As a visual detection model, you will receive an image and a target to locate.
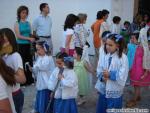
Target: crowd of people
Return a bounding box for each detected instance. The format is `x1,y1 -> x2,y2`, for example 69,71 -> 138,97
0,2 -> 150,113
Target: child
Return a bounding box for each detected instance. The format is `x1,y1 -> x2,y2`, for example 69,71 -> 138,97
61,14 -> 79,56
120,21 -> 131,46
96,34 -> 129,113
73,47 -> 95,105
29,41 -> 55,113
127,31 -> 139,70
127,27 -> 150,107
0,28 -> 26,113
95,31 -> 111,93
48,52 -> 78,113
111,16 -> 121,34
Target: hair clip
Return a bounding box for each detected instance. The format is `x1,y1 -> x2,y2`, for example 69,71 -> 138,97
106,33 -> 112,39
115,34 -> 123,42
64,56 -> 74,62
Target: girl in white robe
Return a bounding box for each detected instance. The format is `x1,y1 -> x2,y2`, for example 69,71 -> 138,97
48,52 -> 78,113
96,34 -> 129,113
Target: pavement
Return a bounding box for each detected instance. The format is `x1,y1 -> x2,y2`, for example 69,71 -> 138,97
22,79 -> 150,113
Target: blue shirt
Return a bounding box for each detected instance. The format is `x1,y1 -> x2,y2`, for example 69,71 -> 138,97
17,21 -> 31,44
32,14 -> 52,36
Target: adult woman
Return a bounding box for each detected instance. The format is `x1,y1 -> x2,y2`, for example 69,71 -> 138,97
14,5 -> 34,85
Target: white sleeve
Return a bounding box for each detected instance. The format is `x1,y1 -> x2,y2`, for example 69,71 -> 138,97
66,29 -> 74,35
0,76 -> 8,100
100,22 -> 110,37
49,56 -> 55,74
61,71 -> 77,88
48,68 -> 58,91
13,53 -> 23,72
116,55 -> 129,87
34,57 -> 51,71
97,48 -> 104,77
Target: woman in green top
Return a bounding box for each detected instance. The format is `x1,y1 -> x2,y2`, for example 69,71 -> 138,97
14,5 -> 35,86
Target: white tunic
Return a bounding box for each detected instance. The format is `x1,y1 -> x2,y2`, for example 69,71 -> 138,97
48,67 -> 78,99
96,52 -> 129,98
32,55 -> 55,90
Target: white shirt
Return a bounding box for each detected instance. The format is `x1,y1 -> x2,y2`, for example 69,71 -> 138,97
111,23 -> 121,34
48,67 -> 78,99
32,55 -> 55,90
62,28 -> 75,49
3,52 -> 23,92
33,14 -> 52,36
100,21 -> 110,37
0,75 -> 16,113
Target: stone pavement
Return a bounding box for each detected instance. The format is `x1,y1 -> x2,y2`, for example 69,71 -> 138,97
22,80 -> 150,113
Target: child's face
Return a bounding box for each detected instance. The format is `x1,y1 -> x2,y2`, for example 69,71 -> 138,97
36,44 -> 45,56
130,35 -> 137,44
73,50 -> 80,59
106,39 -> 118,54
56,58 -> 64,68
124,24 -> 129,29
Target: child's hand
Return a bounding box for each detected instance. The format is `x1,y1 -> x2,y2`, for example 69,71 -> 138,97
58,74 -> 64,80
103,70 -> 109,78
103,77 -> 108,83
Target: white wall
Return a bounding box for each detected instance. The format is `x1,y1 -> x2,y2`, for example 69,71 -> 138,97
0,0 -> 134,55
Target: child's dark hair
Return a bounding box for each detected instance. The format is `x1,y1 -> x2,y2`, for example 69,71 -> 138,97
56,52 -> 74,69
124,21 -> 130,26
113,16 -> 121,24
131,32 -> 139,40
75,47 -> 83,58
36,41 -> 50,55
108,34 -> 125,58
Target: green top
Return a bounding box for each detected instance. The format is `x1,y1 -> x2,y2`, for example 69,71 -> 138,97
17,21 -> 31,44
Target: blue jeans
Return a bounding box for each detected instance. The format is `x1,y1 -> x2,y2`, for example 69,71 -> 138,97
13,89 -> 24,113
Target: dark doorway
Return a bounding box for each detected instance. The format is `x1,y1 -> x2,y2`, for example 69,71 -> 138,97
138,0 -> 150,16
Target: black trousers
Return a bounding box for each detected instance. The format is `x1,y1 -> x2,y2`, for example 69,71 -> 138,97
18,44 -> 34,85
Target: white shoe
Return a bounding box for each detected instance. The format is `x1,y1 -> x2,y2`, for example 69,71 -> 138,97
77,98 -> 86,105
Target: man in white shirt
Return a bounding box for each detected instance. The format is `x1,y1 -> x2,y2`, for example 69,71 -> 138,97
33,3 -> 53,54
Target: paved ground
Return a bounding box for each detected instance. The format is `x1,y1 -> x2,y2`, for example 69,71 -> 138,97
22,79 -> 150,113
22,56 -> 150,113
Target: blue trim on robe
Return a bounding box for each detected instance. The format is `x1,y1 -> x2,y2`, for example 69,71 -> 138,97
109,71 -> 117,81
98,72 -> 104,82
